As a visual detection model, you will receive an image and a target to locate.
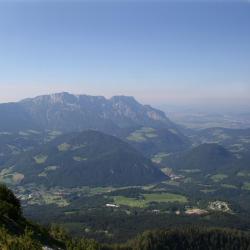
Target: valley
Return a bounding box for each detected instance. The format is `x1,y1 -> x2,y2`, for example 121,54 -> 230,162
13,162 -> 250,243
0,93 -> 249,245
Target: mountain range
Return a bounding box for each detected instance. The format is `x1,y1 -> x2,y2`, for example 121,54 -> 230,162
0,92 -> 249,188
0,92 -> 190,157
0,92 -> 175,133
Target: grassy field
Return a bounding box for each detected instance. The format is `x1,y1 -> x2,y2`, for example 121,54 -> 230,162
73,156 -> 87,161
46,130 -> 62,141
144,193 -> 188,203
42,193 -> 69,207
0,172 -> 24,185
237,171 -> 250,177
180,169 -> 201,173
152,152 -> 170,164
58,143 -> 71,151
200,189 -> 216,194
113,196 -> 146,208
211,174 -> 228,182
242,182 -> 250,191
38,166 -> 60,177
162,180 -> 180,187
28,192 -> 69,207
113,192 -> 188,208
221,184 -> 238,189
71,144 -> 86,150
127,127 -> 158,142
34,154 -> 48,164
18,131 -> 30,136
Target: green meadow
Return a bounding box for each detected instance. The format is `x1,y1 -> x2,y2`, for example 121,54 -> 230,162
113,192 -> 188,208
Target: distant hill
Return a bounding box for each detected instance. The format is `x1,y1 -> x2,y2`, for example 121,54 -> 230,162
190,127 -> 250,153
164,143 -> 237,172
2,130 -> 166,187
125,126 -> 190,157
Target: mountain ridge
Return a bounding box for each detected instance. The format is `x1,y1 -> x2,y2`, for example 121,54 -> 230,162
0,92 -> 177,134
19,92 -> 175,130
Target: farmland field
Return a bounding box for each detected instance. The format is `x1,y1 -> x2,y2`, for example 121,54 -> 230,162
113,192 -> 188,208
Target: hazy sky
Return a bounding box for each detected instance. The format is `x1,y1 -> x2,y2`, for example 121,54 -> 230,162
0,1 -> 249,110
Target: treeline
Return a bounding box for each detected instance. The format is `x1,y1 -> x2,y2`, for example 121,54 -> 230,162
2,223 -> 250,250
117,227 -> 250,250
47,225 -> 250,250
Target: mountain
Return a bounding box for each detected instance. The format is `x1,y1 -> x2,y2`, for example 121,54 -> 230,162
0,103 -> 38,132
0,92 -> 175,133
0,92 -> 190,156
164,143 -> 237,172
125,126 -> 190,157
2,130 -> 166,187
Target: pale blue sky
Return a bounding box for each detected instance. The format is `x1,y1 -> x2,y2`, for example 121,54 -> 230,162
0,1 -> 249,110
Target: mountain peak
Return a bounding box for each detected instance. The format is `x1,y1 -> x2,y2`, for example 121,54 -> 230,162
20,92 -> 77,104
